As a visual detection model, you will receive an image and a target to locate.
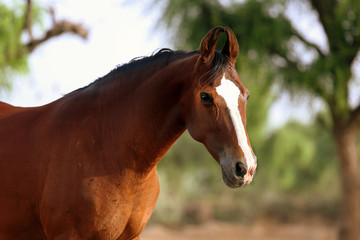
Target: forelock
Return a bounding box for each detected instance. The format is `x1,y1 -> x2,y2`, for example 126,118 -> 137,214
199,51 -> 230,86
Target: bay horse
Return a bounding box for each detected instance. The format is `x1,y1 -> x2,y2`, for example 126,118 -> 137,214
0,26 -> 257,240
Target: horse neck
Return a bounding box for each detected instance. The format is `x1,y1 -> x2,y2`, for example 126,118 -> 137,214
81,55 -> 198,174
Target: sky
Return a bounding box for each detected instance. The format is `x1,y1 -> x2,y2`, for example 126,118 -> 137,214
2,0 -> 358,129
2,0 -> 165,106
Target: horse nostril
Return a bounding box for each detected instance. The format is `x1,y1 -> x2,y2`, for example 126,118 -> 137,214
235,162 -> 247,179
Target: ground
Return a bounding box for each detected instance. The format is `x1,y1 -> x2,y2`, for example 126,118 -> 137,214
141,220 -> 336,240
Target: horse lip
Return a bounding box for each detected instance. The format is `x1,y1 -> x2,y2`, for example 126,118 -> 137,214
221,167 -> 244,188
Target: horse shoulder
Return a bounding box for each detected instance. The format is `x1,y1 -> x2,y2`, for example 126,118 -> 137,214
41,167 -> 160,239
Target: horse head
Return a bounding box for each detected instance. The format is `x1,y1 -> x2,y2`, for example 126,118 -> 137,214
184,27 -> 257,188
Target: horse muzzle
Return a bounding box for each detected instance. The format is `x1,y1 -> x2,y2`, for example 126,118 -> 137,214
220,157 -> 257,188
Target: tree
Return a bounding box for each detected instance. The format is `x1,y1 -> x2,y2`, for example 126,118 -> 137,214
0,0 -> 88,93
149,0 -> 360,239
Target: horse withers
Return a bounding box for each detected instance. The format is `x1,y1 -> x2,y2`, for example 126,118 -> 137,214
0,26 -> 257,239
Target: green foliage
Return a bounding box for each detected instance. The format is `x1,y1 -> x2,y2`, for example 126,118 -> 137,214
153,0 -> 223,49
0,1 -> 43,92
262,120 -> 339,191
0,2 -> 26,91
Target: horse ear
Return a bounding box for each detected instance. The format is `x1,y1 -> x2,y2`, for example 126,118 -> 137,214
199,26 -> 239,64
221,27 -> 239,64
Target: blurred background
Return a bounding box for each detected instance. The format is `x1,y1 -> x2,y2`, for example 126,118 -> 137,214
1,0 -> 359,239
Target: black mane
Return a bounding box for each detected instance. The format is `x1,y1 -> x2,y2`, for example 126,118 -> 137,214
72,48 -> 229,93
108,48 -> 197,78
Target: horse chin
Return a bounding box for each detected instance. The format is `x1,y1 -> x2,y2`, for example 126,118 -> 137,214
221,168 -> 244,189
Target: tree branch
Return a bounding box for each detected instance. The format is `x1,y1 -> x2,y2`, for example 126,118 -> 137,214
271,48 -> 333,103
23,2 -> 88,53
23,0 -> 33,40
309,0 -> 337,52
26,19 -> 88,53
291,28 -> 326,58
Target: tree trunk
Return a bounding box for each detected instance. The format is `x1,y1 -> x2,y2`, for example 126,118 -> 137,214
333,122 -> 360,240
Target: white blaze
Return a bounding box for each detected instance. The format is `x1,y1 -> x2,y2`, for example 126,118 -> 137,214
215,74 -> 256,168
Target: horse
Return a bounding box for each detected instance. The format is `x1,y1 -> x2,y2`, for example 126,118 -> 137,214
0,26 -> 257,240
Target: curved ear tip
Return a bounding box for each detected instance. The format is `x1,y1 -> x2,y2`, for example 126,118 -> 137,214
199,26 -> 239,64
212,26 -> 226,33
214,26 -> 232,31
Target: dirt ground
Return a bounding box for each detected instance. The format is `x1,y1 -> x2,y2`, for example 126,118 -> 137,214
141,220 -> 337,240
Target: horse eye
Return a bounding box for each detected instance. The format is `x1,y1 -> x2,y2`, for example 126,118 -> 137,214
247,94 -> 251,101
200,92 -> 213,103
